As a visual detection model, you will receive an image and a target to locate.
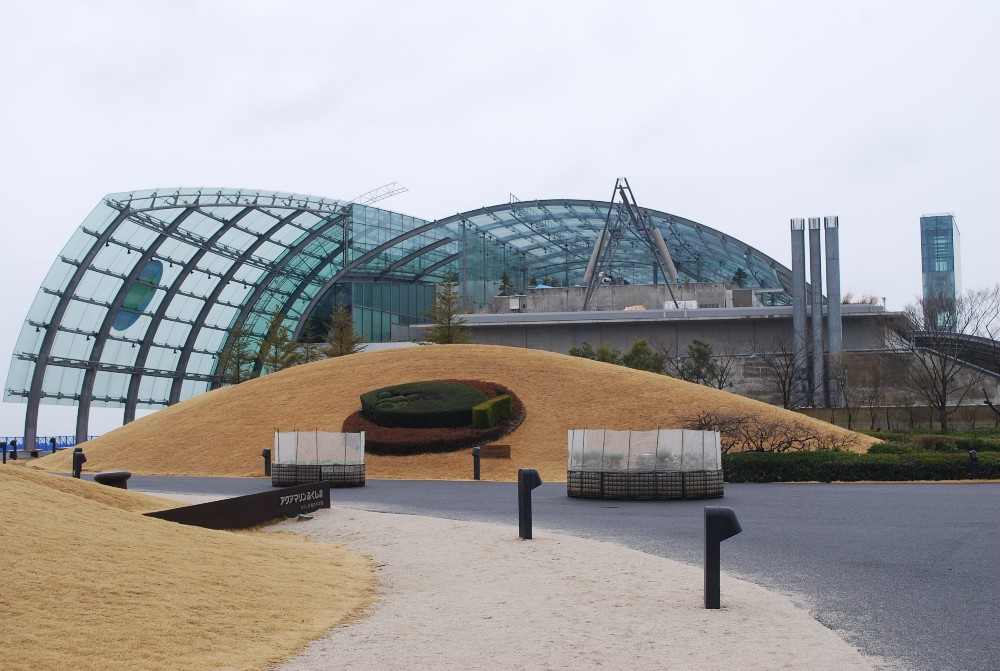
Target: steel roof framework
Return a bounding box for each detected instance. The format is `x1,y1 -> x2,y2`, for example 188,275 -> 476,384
6,188 -> 794,447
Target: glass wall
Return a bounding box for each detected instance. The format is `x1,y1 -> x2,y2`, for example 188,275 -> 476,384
7,186 -> 800,447
306,281 -> 436,343
920,214 -> 961,303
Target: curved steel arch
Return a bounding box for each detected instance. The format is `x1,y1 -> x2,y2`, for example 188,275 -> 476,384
75,206 -> 199,441
22,207 -> 133,451
375,237 -> 455,281
290,219 -> 449,341
10,187 -> 799,449
226,210 -> 353,379
170,207 -> 309,400
122,206 -> 255,424
428,199 -> 794,292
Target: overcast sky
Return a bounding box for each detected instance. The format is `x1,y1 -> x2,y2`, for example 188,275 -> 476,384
1,1 -> 997,437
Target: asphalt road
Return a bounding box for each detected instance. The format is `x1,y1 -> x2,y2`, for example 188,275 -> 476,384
125,476 -> 1000,671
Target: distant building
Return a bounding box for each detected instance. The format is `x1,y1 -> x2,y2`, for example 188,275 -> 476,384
920,213 -> 962,303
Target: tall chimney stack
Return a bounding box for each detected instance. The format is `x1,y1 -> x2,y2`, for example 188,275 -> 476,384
790,219 -> 808,407
824,216 -> 843,407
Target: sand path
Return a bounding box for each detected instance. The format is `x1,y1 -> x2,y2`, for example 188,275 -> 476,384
258,506 -> 878,671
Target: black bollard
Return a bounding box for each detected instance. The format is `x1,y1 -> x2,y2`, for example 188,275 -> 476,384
970,450 -> 979,479
705,506 -> 743,609
50,437 -> 57,453
72,447 -> 87,479
517,468 -> 543,539
261,448 -> 272,477
1,441 -> 6,465
9,439 -> 17,461
472,447 -> 481,481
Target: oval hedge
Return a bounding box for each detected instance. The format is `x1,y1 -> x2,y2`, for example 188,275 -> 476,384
360,380 -> 488,428
344,380 -> 525,456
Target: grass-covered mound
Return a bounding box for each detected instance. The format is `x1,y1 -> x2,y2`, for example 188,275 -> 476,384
0,465 -> 374,671
360,380 -> 487,428
345,379 -> 524,455
30,345 -> 874,482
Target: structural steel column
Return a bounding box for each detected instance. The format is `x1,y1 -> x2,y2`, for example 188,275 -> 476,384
790,219 -> 807,407
123,206 -> 256,424
172,209 -> 308,401
808,217 -> 825,407
824,216 -> 843,407
24,208 -> 132,451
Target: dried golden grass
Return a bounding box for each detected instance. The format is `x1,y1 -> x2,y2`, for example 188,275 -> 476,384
0,467 -> 374,671
1,463 -> 180,513
32,345 -> 874,483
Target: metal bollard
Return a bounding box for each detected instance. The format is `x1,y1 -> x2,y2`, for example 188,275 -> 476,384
9,440 -> 17,461
970,450 -> 979,479
262,448 -> 272,477
517,468 -> 543,539
1,441 -> 6,464
472,447 -> 480,480
72,447 -> 87,479
705,506 -> 743,609
50,437 -> 57,453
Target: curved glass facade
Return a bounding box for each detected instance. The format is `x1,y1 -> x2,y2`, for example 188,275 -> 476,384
435,199 -> 790,296
6,187 -> 795,445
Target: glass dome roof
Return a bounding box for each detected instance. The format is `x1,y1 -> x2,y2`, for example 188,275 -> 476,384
6,187 -> 794,446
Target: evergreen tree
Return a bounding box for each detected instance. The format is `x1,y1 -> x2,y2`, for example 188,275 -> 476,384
499,271 -> 514,296
568,341 -> 622,365
731,268 -> 749,288
423,271 -> 473,344
259,311 -> 302,375
298,318 -> 325,364
622,338 -> 666,373
677,339 -> 720,385
218,324 -> 260,384
320,304 -> 366,357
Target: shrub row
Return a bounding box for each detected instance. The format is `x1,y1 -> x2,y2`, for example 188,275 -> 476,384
471,395 -> 513,429
722,451 -> 1000,483
867,436 -> 1000,454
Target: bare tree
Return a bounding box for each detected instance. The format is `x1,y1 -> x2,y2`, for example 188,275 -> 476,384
890,389 -> 921,431
836,352 -> 893,430
828,352 -> 859,430
981,286 -> 1000,422
654,337 -> 741,389
882,286 -> 1000,433
752,335 -> 808,409
706,343 -> 742,390
682,408 -> 861,453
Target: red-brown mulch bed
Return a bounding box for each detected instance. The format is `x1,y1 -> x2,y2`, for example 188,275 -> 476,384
342,379 -> 525,456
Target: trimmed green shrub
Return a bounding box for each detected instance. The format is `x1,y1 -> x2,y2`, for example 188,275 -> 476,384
471,394 -> 513,429
723,451 -> 1000,482
867,443 -> 914,455
912,435 -> 959,452
345,380 -> 525,455
360,381 -> 487,428
954,437 -> 1000,453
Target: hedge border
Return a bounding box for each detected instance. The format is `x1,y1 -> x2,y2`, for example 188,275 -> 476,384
722,451 -> 1000,482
